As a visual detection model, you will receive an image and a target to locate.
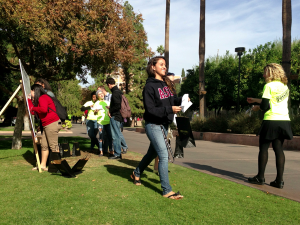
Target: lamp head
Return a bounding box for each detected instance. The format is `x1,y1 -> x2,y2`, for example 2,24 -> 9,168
235,47 -> 245,56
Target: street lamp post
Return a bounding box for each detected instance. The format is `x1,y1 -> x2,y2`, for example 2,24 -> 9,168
235,47 -> 245,113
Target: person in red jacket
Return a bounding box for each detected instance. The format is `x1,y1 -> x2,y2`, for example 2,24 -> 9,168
28,84 -> 61,171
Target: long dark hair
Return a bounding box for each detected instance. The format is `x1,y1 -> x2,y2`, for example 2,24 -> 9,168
146,56 -> 176,94
35,78 -> 52,91
31,84 -> 47,106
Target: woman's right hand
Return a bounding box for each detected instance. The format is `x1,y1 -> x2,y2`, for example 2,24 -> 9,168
172,106 -> 182,114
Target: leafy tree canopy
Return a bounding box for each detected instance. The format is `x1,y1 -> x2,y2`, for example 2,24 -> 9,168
180,40 -> 300,112
0,0 -> 147,84
156,45 -> 164,56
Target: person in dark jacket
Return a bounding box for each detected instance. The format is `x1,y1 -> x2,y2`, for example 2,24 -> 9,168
106,78 -> 128,159
131,56 -> 184,200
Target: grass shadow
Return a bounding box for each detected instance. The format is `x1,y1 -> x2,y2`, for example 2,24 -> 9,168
22,150 -> 36,166
104,164 -> 161,194
184,162 -> 247,182
119,158 -> 152,173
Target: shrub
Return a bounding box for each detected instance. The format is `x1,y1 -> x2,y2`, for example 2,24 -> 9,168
190,116 -> 204,132
142,120 -> 145,128
227,112 -> 262,134
202,116 -> 228,132
190,112 -> 262,134
62,120 -> 72,129
291,114 -> 300,136
190,116 -> 228,132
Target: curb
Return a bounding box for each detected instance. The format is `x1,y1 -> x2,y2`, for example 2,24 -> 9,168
135,128 -> 300,150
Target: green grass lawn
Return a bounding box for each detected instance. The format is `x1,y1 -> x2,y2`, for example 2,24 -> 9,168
0,136 -> 299,224
0,126 -> 18,131
0,126 -> 69,132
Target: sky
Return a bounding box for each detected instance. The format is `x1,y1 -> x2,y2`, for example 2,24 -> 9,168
80,0 -> 300,86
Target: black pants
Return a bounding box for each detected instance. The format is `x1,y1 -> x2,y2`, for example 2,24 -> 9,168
257,137 -> 285,182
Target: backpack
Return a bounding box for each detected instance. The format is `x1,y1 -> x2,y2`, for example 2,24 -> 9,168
48,97 -> 68,122
120,94 -> 131,118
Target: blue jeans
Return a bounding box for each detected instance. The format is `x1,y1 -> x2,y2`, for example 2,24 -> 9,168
98,125 -> 104,150
110,117 -> 123,156
120,129 -> 128,150
103,124 -> 112,153
86,119 -> 99,149
134,122 -> 172,195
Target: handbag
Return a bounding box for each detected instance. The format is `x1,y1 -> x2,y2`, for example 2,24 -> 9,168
51,159 -> 76,177
176,117 -> 196,148
174,135 -> 184,158
61,140 -> 70,157
160,125 -> 174,163
72,142 -> 81,156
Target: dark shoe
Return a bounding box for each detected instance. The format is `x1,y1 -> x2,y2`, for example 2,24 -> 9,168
103,152 -> 110,157
121,149 -> 127,154
130,172 -> 141,186
108,155 -> 122,160
248,176 -> 265,185
270,180 -> 284,189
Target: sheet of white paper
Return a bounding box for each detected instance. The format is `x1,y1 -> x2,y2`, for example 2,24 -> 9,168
181,94 -> 193,113
91,104 -> 103,110
173,114 -> 177,126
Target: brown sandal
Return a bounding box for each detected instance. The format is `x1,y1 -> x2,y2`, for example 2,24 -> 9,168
130,172 -> 141,186
164,191 -> 184,200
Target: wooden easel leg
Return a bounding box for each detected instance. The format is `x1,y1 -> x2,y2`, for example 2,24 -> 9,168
33,141 -> 42,173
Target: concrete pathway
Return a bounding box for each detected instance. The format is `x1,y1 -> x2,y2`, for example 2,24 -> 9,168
2,123 -> 299,202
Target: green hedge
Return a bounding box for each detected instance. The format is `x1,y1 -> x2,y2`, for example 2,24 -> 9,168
142,113 -> 300,136
190,113 -> 300,136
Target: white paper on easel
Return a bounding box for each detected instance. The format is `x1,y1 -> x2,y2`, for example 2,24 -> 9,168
181,94 -> 193,113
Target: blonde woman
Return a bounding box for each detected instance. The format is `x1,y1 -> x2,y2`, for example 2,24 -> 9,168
95,90 -> 111,156
247,63 -> 293,189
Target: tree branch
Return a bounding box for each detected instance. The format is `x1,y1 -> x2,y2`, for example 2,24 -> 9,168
7,32 -> 29,73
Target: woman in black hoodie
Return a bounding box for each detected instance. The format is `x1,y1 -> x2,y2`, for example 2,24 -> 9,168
131,56 -> 183,200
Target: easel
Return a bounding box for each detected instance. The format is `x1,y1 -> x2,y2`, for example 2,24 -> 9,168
0,85 -> 21,117
0,80 -> 42,172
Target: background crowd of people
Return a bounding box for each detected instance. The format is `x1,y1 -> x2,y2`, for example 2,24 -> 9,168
27,57 -> 292,200
81,78 -> 128,159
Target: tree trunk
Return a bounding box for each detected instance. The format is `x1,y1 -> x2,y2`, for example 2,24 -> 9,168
282,0 -> 292,80
12,99 -> 25,149
130,117 -> 135,127
164,0 -> 170,69
23,113 -> 30,131
282,0 -> 292,110
199,0 -> 206,118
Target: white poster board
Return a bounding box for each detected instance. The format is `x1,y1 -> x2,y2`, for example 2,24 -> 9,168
19,59 -> 41,172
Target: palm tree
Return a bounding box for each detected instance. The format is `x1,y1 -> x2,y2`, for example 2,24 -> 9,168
199,0 -> 206,117
156,45 -> 165,56
282,0 -> 292,82
282,0 -> 292,111
164,0 -> 170,69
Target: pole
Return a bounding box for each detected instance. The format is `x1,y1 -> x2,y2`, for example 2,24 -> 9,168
165,0 -> 170,69
0,84 -> 22,117
237,55 -> 241,113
